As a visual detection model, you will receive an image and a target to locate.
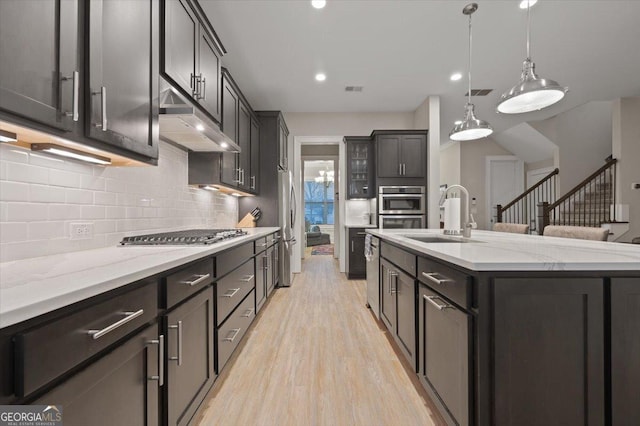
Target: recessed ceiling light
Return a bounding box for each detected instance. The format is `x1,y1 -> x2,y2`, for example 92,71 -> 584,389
519,0 -> 537,9
315,73 -> 326,82
311,0 -> 326,9
450,73 -> 463,81
195,124 -> 205,131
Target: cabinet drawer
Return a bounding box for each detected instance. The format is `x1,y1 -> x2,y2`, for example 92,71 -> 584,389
254,237 -> 268,254
165,258 -> 214,309
217,290 -> 255,372
217,241 -> 254,278
266,232 -> 280,247
381,242 -> 416,276
15,281 -> 158,398
216,259 -> 255,325
418,257 -> 471,309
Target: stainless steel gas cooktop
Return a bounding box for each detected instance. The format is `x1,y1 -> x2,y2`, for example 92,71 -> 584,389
119,229 -> 247,246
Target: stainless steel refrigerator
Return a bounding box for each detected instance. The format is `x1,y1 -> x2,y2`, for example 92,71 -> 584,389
278,170 -> 296,286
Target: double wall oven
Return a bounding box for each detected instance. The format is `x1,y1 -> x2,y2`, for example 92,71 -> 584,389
378,186 -> 426,229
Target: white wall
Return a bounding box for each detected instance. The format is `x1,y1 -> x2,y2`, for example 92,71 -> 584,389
530,101 -> 613,194
440,142 -> 461,187
0,141 -> 237,262
612,97 -> 640,242
459,138 -> 515,230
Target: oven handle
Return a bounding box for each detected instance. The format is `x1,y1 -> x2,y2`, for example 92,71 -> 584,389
379,193 -> 425,198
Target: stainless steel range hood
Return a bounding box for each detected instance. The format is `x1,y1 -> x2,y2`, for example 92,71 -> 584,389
159,79 -> 239,152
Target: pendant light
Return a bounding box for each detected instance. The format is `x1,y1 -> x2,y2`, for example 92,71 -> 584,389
449,3 -> 493,142
496,0 -> 567,114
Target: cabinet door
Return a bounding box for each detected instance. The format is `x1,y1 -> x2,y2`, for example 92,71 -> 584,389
237,101 -> 251,191
493,278 -> 604,426
611,278 -> 640,425
255,253 -> 267,312
395,269 -> 416,368
222,76 -> 238,143
0,0 -> 78,131
33,324 -> 160,426
278,119 -> 288,171
400,135 -> 426,178
163,0 -> 197,97
348,229 -> 366,278
420,286 -> 470,426
272,241 -> 280,287
380,260 -> 396,332
249,116 -> 260,193
87,0 -> 158,159
197,30 -> 221,122
166,289 -> 215,426
346,141 -> 374,199
377,135 -> 401,177
266,246 -> 275,296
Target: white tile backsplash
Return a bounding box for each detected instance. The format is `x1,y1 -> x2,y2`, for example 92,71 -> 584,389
0,140 -> 238,262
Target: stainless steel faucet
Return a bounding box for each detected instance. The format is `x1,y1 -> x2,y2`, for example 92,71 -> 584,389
441,184 -> 475,238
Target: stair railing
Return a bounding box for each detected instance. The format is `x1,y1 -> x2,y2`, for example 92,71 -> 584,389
538,158 -> 617,232
496,168 -> 558,234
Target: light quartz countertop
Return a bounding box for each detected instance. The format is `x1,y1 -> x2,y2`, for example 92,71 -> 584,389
0,227 -> 280,329
367,229 -> 640,272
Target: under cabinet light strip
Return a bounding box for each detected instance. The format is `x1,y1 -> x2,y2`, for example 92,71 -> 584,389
0,129 -> 18,143
31,143 -> 112,165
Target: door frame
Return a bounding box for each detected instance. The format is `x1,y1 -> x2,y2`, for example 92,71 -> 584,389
293,136 -> 344,274
485,156 -> 524,229
301,155 -> 339,260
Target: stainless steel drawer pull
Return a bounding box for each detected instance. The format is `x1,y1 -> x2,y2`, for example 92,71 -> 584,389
168,320 -> 183,366
239,274 -> 255,283
389,271 -> 398,294
62,71 -> 79,121
421,272 -> 452,285
424,295 -> 453,311
147,334 -> 164,386
242,308 -> 254,318
223,288 -> 241,298
224,328 -> 241,342
87,309 -> 144,340
92,86 -> 107,131
180,273 -> 211,287
199,75 -> 206,100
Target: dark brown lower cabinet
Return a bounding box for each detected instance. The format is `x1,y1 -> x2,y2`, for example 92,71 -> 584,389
347,228 -> 366,279
255,251 -> 267,313
380,260 -> 396,333
419,284 -> 471,426
266,245 -> 275,296
165,288 -> 215,426
33,324 -> 160,426
493,278 -> 604,426
611,277 -> 640,425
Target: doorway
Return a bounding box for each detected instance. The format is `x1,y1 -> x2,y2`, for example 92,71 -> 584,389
302,158 -> 337,258
486,156 -> 524,229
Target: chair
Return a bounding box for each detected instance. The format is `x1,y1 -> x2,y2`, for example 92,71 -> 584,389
306,224 -> 331,247
543,225 -> 609,241
492,223 -> 530,234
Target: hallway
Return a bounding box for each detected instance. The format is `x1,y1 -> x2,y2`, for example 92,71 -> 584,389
196,255 -> 440,425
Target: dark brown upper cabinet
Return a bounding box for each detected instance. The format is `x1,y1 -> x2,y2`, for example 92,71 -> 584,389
86,0 -> 159,160
376,132 -> 427,179
0,0 -> 79,132
345,136 -> 375,199
161,0 -> 223,123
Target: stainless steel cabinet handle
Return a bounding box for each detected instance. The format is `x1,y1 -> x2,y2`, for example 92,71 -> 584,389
235,167 -> 242,183
263,255 -> 268,270
424,294 -> 453,311
200,75 -> 206,100
251,176 -> 256,190
241,308 -> 254,318
191,73 -> 200,98
398,163 -> 402,175
87,309 -> 144,339
168,320 -> 183,366
390,271 -> 398,294
421,272 -> 452,285
351,241 -> 354,252
239,274 -> 255,282
224,328 -> 241,342
62,71 -> 79,121
180,273 -> 211,287
148,334 -> 164,386
242,169 -> 245,185
92,87 -> 107,131
223,288 -> 241,298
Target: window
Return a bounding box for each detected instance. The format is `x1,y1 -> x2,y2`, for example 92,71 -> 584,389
304,181 -> 334,225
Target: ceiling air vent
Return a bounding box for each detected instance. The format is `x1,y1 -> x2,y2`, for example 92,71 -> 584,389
464,89 -> 493,96
345,86 -> 363,92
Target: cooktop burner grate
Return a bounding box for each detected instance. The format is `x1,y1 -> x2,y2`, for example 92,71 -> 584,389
119,229 -> 247,245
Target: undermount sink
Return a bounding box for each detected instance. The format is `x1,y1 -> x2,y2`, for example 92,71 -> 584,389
403,235 -> 477,243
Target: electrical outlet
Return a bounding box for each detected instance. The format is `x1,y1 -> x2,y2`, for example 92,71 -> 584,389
70,222 -> 94,240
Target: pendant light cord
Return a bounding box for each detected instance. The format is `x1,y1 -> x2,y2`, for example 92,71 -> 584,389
526,0 -> 531,59
467,11 -> 473,105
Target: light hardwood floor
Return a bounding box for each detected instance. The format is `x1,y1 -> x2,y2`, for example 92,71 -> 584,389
196,255 -> 442,426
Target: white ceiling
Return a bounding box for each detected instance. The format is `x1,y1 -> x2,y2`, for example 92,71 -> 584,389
201,1 -> 640,137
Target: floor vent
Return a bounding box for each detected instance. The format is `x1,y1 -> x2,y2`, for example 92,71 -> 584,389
464,89 -> 493,96
345,86 -> 363,92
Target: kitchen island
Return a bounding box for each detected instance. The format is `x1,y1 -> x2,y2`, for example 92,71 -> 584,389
367,228 -> 640,426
